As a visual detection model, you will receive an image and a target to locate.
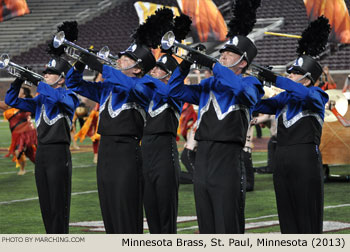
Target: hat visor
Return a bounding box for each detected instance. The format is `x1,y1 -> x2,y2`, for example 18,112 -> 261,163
43,68 -> 61,75
286,65 -> 307,75
219,45 -> 243,56
287,66 -> 316,83
155,62 -> 170,74
118,51 -> 139,63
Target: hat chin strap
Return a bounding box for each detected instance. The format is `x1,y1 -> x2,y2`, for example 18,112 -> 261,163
223,52 -> 247,68
49,73 -> 64,86
117,59 -> 142,71
152,72 -> 170,80
295,72 -> 312,83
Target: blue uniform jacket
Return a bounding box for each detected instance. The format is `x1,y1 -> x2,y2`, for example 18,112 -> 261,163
168,62 -> 264,126
254,76 -> 329,125
142,74 -> 182,119
5,80 -> 79,129
66,65 -> 154,123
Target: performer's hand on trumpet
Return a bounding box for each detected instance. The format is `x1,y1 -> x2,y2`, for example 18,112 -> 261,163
189,51 -> 216,70
74,52 -> 103,73
20,66 -> 41,86
257,68 -> 277,84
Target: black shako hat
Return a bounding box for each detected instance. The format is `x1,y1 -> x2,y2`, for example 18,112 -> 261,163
118,43 -> 156,74
220,35 -> 257,65
287,55 -> 323,84
43,56 -> 72,76
287,16 -> 330,84
156,54 -> 178,74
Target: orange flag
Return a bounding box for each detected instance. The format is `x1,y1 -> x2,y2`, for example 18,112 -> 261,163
304,0 -> 350,43
0,0 -> 30,22
177,0 -> 227,43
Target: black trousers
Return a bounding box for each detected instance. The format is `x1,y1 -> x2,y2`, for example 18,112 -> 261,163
267,135 -> 277,173
243,150 -> 254,191
194,141 -> 246,234
180,148 -> 196,184
141,134 -> 180,234
35,143 -> 72,234
97,135 -> 143,234
274,144 -> 324,233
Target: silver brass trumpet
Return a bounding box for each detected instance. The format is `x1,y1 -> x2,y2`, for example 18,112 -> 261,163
53,31 -> 117,67
161,31 -> 218,65
97,46 -> 118,64
0,54 -> 44,86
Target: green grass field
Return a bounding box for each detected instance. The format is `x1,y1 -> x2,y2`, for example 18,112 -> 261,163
0,120 -> 349,234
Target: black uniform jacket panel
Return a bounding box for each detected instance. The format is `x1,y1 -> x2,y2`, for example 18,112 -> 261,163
37,117 -> 72,145
195,101 -> 249,145
144,107 -> 179,137
277,115 -> 322,146
98,102 -> 145,138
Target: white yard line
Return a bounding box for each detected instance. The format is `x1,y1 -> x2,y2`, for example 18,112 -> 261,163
253,160 -> 267,165
325,204 -> 350,209
0,190 -> 97,205
176,220 -> 350,232
0,164 -> 96,175
0,160 -> 266,175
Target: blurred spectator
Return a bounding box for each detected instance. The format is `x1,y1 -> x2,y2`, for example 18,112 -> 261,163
1,87 -> 37,175
342,75 -> 350,100
317,66 -> 337,91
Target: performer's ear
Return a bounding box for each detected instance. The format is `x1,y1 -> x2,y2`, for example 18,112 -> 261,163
58,76 -> 65,86
238,60 -> 248,71
304,78 -> 311,87
133,67 -> 142,76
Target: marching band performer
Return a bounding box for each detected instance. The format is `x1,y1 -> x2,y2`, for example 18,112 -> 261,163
65,8 -> 175,233
255,16 -> 330,233
5,55 -> 79,233
141,13 -> 191,234
167,0 -> 263,233
5,21 -> 79,234
66,44 -> 154,234
142,54 -> 182,234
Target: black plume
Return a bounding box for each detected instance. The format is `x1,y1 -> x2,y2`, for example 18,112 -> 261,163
132,7 -> 174,49
173,13 -> 192,41
226,0 -> 261,38
47,21 -> 78,56
161,13 -> 191,54
296,16 -> 330,57
57,21 -> 78,42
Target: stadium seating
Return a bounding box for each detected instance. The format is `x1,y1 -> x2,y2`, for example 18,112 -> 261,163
0,0 -> 120,65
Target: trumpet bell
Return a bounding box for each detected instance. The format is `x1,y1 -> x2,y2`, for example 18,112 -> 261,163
53,31 -> 65,48
161,31 -> 176,50
97,46 -> 110,60
0,54 -> 10,69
